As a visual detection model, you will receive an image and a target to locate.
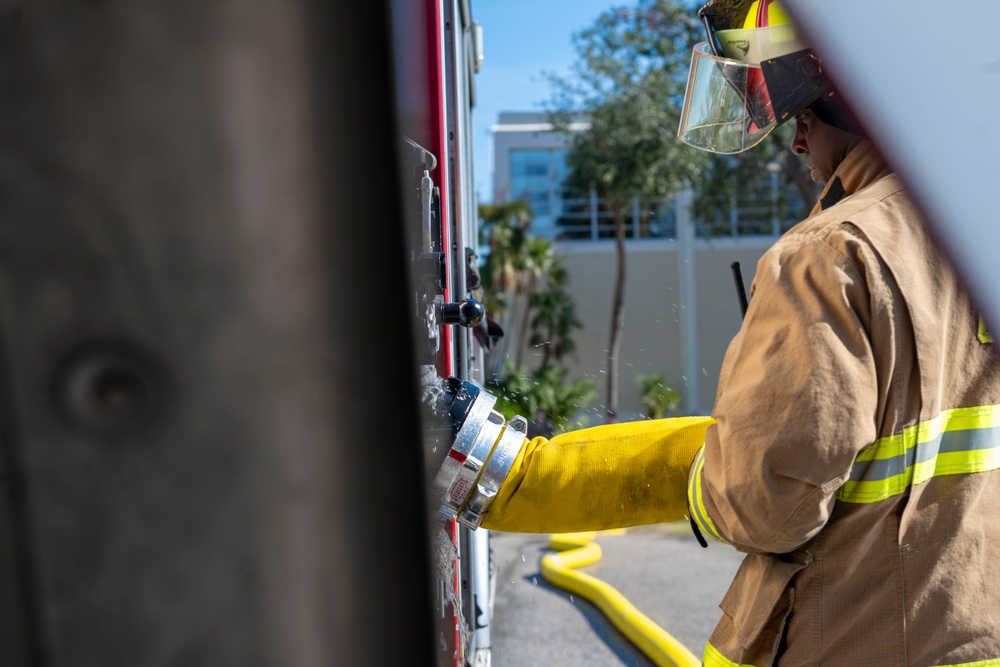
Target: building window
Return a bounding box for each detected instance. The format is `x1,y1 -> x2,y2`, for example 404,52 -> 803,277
509,148 -> 571,238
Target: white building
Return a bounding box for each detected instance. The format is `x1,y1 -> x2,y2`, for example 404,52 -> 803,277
489,111 -> 807,418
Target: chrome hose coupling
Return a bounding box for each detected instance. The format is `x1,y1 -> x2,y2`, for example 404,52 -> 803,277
422,367 -> 527,529
460,410 -> 526,529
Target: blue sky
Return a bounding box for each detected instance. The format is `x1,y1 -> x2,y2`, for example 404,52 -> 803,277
469,0 -> 622,203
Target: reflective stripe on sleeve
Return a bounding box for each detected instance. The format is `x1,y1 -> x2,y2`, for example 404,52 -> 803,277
838,405 -> 1000,504
704,638 -> 1000,666
979,317 -> 994,344
687,445 -> 728,544
703,641 -> 754,667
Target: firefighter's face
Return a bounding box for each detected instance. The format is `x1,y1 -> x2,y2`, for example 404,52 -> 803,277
791,110 -> 862,183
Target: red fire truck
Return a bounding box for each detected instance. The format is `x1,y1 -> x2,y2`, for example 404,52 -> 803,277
397,0 -> 494,664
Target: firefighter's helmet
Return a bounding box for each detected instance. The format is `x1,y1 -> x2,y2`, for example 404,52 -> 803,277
678,0 -> 859,154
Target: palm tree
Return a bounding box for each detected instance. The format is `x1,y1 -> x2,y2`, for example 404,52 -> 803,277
529,260 -> 581,370
478,200 -> 532,374
514,236 -> 555,367
478,204 -> 594,430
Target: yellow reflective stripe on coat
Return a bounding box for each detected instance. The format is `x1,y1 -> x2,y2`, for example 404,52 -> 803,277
705,640 -> 1000,667
687,445 -> 728,544
838,405 -> 1000,504
703,642 -> 754,667
979,316 -> 994,344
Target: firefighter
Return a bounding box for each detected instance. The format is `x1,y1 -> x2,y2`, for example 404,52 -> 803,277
433,1 -> 1000,664
671,3 -> 1000,664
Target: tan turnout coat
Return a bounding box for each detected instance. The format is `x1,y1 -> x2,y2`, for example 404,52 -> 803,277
688,142 -> 1000,666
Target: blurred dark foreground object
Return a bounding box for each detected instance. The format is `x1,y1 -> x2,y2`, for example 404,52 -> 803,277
0,2 -> 434,665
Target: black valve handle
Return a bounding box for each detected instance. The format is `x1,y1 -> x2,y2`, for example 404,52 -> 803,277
439,299 -> 485,328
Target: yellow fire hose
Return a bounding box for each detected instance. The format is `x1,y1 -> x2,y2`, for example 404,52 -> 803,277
541,531 -> 701,667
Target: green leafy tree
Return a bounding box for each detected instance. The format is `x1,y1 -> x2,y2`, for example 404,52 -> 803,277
478,203 -> 595,431
528,260 -> 581,371
636,373 -> 681,419
546,0 -> 707,421
546,0 -> 814,421
489,358 -> 598,434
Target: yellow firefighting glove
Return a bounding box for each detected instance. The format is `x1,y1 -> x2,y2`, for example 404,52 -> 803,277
480,416 -> 714,534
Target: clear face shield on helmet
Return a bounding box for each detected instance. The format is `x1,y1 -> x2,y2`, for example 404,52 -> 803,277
678,4 -> 806,154
678,42 -> 777,154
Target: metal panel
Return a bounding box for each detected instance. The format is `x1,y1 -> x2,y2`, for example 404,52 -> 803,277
785,0 -> 1000,332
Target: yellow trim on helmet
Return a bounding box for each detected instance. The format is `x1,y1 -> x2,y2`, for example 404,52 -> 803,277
741,0 -> 793,30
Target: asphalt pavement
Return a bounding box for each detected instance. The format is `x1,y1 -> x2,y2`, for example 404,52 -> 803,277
488,523 -> 745,666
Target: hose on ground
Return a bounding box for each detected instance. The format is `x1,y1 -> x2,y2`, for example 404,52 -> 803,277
540,531 -> 701,667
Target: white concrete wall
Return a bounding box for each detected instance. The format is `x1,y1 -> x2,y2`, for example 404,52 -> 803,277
516,236 -> 778,419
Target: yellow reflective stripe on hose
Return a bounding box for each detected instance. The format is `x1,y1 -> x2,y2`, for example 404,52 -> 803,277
838,405 -> 1000,504
687,446 -> 727,544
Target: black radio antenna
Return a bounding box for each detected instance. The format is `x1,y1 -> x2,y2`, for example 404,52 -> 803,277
731,262 -> 749,321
